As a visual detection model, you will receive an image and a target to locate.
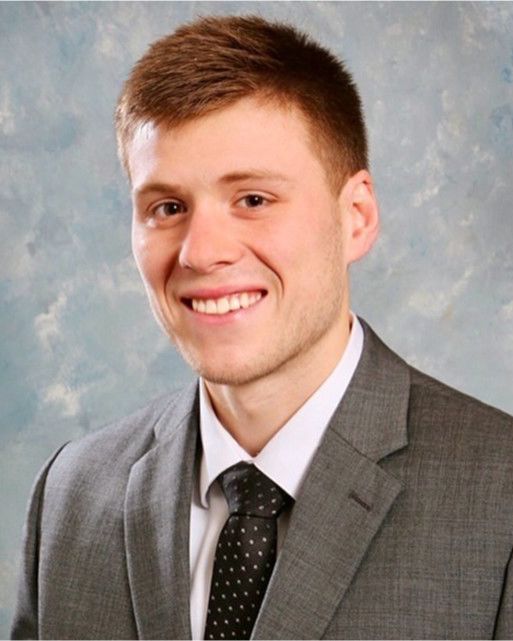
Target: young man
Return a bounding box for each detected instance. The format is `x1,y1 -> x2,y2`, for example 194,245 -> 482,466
12,15 -> 513,640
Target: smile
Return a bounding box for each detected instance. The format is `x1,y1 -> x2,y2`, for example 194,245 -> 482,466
185,291 -> 264,315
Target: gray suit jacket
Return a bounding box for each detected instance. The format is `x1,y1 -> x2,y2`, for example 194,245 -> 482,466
11,320 -> 513,639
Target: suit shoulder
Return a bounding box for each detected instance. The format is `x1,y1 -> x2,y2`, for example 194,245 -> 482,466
408,366 -> 513,446
46,387 -> 189,487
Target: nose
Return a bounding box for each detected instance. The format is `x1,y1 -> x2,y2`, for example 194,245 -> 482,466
178,207 -> 243,274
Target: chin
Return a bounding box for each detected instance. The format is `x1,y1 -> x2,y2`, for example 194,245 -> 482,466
187,358 -> 264,387
175,342 -> 274,387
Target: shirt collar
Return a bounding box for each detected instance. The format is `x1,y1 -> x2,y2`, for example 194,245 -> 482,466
198,313 -> 364,507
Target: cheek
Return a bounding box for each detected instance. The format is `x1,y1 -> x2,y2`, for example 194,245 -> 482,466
275,208 -> 337,268
249,207 -> 331,286
131,231 -> 152,280
248,222 -> 303,287
132,229 -> 174,288
289,214 -> 346,292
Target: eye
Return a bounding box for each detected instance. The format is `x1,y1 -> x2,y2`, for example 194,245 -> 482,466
238,194 -> 268,209
152,200 -> 187,218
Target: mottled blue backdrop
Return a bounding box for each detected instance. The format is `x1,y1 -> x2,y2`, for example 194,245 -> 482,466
1,1 -> 512,634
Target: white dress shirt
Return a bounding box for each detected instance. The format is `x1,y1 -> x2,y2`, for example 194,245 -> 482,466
189,315 -> 364,639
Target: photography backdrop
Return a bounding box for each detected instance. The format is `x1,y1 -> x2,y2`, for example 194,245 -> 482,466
1,1 -> 512,634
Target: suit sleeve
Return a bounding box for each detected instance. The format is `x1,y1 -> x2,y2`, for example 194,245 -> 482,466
494,546 -> 513,639
10,444 -> 69,640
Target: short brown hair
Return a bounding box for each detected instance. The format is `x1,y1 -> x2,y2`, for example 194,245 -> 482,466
115,15 -> 368,190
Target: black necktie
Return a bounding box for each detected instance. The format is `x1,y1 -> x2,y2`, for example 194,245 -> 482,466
204,462 -> 293,640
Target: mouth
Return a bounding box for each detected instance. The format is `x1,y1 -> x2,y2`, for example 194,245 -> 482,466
181,289 -> 267,316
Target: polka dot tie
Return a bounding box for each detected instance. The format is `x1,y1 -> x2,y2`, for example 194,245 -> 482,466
203,462 -> 294,640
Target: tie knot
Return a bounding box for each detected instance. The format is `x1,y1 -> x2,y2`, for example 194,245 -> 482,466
218,462 -> 293,518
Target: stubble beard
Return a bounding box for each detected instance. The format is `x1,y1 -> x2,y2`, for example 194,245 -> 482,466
168,222 -> 347,386
175,285 -> 345,387
170,270 -> 347,388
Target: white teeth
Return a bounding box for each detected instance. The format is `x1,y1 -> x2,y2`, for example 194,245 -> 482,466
229,295 -> 241,311
190,291 -> 263,315
217,297 -> 230,314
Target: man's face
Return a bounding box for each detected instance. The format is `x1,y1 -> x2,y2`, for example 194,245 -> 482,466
129,97 -> 357,385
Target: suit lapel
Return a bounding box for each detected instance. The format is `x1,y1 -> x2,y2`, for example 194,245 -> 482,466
123,321 -> 411,640
124,382 -> 199,640
252,321 -> 410,639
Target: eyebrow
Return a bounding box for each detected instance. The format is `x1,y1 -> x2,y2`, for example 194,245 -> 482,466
218,170 -> 291,185
133,169 -> 291,198
133,182 -> 182,199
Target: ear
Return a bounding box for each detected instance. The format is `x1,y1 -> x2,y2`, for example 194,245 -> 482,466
339,169 -> 379,264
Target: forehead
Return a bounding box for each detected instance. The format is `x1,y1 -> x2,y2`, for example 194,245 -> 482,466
127,97 -> 329,191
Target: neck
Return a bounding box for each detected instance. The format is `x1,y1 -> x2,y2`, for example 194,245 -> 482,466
204,312 -> 352,456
